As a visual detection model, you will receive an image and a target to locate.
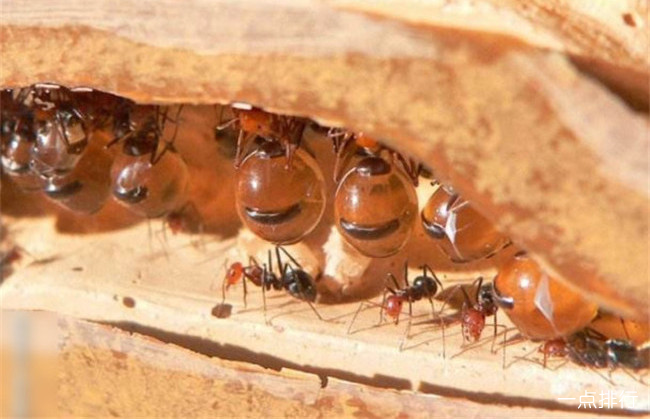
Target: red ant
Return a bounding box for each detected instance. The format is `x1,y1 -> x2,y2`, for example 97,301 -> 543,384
222,246 -> 321,323
216,103 -> 307,168
439,277 -> 507,364
348,263 -> 446,353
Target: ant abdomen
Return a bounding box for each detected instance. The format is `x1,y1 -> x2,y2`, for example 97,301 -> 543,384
42,139 -> 113,214
421,186 -> 510,263
111,150 -> 189,218
235,140 -> 326,245
283,269 -> 317,302
109,105 -> 189,218
334,155 -> 417,258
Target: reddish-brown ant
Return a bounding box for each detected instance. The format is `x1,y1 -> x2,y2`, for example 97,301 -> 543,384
421,184 -> 511,263
331,130 -> 419,258
348,263 -> 446,353
222,246 -> 321,323
492,251 -> 598,341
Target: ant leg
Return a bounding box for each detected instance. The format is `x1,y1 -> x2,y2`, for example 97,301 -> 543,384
105,130 -> 133,150
220,259 -> 228,305
403,261 -> 410,288
277,245 -> 302,269
379,289 -> 389,325
399,300 -> 414,352
428,297 -> 436,319
261,264 -> 269,325
307,301 -> 324,321
332,136 -> 355,183
242,268 -> 248,309
234,131 -> 256,169
386,272 -> 400,291
347,301 -> 366,335
620,318 -> 631,341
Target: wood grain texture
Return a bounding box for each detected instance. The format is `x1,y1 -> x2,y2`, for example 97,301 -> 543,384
0,2 -> 648,315
1,208 -> 648,414
4,310 -> 635,418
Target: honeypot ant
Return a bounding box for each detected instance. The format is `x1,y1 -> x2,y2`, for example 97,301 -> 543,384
492,251 -> 598,341
107,104 -> 190,219
421,184 -> 511,263
234,134 -> 326,245
1,88 -> 43,191
216,103 -> 307,168
222,246 -> 321,323
331,130 -> 420,258
28,84 -> 120,179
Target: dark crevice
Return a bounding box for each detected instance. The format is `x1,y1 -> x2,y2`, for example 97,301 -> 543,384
570,55 -> 649,113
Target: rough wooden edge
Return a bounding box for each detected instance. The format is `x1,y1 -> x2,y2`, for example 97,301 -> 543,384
1,2 -> 648,314
4,309 -> 637,418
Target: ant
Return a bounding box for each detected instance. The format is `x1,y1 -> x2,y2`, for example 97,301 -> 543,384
222,246 -> 321,323
216,103 -> 307,168
439,277 -> 507,364
534,329 -> 648,384
421,184 -> 511,263
327,128 -> 422,185
107,104 -> 189,219
330,130 -> 420,258
457,277 -> 500,344
348,263 -> 445,353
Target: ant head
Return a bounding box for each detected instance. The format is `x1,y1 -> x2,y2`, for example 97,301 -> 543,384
225,262 -> 244,287
237,108 -> 273,135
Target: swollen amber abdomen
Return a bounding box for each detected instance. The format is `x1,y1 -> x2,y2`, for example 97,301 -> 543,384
494,253 -> 598,340
235,143 -> 326,244
421,186 -> 510,263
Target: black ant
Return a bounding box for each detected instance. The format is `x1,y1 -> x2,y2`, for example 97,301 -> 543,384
348,263 -> 445,353
223,246 -> 321,323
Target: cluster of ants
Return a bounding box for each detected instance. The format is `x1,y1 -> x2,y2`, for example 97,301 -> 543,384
1,85 -> 647,379
1,84 -> 190,224
215,102 -> 649,378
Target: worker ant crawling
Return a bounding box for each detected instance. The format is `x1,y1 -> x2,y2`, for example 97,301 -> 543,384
222,246 -> 322,323
535,328 -> 649,383
347,262 -> 447,354
438,277 -> 508,365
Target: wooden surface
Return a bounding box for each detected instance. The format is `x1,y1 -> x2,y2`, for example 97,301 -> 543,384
1,0 -> 648,318
1,208 -> 648,414
4,310 -> 636,418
